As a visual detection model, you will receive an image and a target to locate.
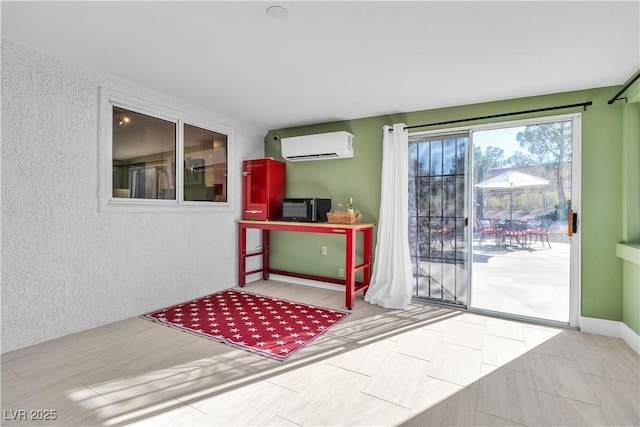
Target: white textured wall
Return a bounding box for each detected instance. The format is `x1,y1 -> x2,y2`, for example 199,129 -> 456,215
1,39 -> 265,353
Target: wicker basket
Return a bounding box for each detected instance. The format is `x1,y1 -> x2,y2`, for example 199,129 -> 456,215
327,210 -> 361,224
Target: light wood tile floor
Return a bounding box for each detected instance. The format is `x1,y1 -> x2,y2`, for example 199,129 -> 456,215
2,280 -> 639,426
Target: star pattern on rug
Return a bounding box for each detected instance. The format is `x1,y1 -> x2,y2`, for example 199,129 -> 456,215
143,289 -> 349,361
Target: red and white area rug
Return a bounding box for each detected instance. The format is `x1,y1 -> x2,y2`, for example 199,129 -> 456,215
142,289 -> 350,361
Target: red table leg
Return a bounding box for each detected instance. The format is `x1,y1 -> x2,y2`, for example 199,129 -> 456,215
363,227 -> 372,289
345,229 -> 356,309
238,225 -> 247,287
262,229 -> 270,280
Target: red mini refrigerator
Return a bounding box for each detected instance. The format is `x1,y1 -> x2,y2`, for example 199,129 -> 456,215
242,158 -> 286,220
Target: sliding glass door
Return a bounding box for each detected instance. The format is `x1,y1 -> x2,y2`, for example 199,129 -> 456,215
470,116 -> 580,325
408,114 -> 580,326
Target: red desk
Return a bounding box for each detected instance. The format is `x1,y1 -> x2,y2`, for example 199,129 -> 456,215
238,220 -> 375,309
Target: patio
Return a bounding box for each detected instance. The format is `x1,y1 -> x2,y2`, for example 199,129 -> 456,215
471,236 -> 570,323
413,221 -> 571,324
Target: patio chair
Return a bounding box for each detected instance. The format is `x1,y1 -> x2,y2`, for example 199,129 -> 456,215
503,219 -> 529,247
476,219 -> 500,245
526,219 -> 552,248
421,219 -> 454,249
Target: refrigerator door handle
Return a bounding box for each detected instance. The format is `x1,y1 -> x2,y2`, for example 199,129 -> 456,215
242,171 -> 251,177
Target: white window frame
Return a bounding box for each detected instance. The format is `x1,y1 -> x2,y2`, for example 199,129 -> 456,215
98,86 -> 234,212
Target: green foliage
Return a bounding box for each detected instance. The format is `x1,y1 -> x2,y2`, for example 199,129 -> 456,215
517,121 -> 573,209
507,151 -> 533,168
537,199 -> 572,221
517,121 -> 573,164
477,190 -> 560,213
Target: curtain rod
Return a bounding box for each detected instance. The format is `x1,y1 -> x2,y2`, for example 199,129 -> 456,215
393,101 -> 592,132
607,69 -> 640,104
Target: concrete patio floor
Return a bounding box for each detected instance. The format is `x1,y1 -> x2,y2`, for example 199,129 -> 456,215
413,222 -> 572,323
471,239 -> 571,323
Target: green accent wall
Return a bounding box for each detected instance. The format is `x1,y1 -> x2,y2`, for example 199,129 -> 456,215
620,77 -> 640,334
622,255 -> 640,334
580,89 -> 624,322
621,80 -> 640,243
265,86 -> 629,323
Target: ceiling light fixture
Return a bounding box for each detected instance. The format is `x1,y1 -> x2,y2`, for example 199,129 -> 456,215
266,5 -> 288,20
114,114 -> 130,126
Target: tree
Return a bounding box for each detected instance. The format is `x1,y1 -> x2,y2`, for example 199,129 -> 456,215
507,151 -> 533,168
516,121 -> 572,214
474,145 -> 504,219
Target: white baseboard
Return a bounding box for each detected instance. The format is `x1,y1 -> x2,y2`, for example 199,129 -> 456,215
579,316 -> 622,336
265,274 -> 345,293
580,316 -> 640,355
621,322 -> 640,355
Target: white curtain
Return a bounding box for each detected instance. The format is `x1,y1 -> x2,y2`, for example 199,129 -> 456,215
364,123 -> 413,309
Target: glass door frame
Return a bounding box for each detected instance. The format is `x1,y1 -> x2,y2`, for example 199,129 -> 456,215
411,113 -> 581,327
408,131 -> 471,307
468,113 -> 582,327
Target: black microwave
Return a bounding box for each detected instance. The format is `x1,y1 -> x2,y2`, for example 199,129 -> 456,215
281,198 -> 331,222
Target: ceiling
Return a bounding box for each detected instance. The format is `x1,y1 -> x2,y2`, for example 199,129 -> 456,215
2,1 -> 639,131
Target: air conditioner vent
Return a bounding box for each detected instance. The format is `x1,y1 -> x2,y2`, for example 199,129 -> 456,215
280,131 -> 354,162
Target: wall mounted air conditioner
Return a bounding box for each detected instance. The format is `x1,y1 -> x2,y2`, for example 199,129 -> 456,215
280,131 -> 354,162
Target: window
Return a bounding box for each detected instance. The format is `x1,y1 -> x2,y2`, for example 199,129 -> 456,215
183,124 -> 228,202
112,107 -> 177,200
99,87 -> 232,211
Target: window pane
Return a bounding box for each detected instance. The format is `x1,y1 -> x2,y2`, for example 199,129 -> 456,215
408,177 -> 417,217
408,143 -> 418,178
184,124 -> 228,202
418,142 -> 430,176
456,137 -> 466,175
443,139 -> 456,175
430,140 -> 443,176
417,177 -> 429,216
112,106 -> 176,200
429,177 -> 443,214
443,176 -> 456,217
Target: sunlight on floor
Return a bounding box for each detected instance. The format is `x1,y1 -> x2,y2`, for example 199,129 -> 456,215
63,306 -> 566,426
4,280 -> 633,426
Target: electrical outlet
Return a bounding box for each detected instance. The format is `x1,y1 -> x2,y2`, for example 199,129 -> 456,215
321,246 -> 327,256
338,268 -> 345,278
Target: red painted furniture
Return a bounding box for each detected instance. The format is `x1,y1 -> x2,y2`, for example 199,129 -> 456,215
238,220 -> 376,310
242,158 -> 286,220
